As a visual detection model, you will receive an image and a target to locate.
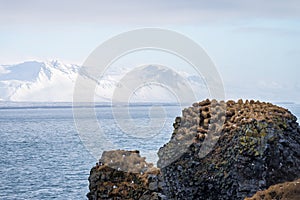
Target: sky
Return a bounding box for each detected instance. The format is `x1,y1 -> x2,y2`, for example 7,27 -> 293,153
0,0 -> 299,102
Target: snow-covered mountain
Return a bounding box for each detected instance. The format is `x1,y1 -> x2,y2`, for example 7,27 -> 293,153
0,60 -> 80,101
0,60 -> 207,102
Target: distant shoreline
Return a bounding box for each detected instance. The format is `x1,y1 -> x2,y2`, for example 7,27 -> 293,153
0,102 -> 183,110
274,101 -> 295,105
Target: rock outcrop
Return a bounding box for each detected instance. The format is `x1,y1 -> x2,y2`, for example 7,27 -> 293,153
158,99 -> 300,199
87,150 -> 166,200
245,178 -> 300,200
87,100 -> 300,200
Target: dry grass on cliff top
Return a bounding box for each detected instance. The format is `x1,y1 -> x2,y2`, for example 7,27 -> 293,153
245,178 -> 300,200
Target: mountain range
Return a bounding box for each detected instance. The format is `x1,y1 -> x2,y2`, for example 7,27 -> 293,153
0,60 -> 207,102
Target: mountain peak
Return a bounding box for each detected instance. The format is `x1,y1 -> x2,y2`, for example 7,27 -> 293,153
0,60 -> 80,101
0,61 -> 205,102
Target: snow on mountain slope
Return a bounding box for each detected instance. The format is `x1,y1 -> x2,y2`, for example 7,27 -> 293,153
109,64 -> 208,103
0,61 -> 80,101
0,61 -> 207,102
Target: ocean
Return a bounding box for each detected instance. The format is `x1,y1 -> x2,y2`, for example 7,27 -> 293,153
0,103 -> 299,199
0,103 -> 181,200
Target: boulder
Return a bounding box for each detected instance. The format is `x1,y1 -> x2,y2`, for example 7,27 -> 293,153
87,150 -> 166,200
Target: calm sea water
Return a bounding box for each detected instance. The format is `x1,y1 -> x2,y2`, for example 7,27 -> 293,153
0,103 -> 299,199
0,104 -> 181,200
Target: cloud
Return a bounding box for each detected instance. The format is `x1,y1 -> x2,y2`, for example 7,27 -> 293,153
233,26 -> 300,37
0,0 -> 300,26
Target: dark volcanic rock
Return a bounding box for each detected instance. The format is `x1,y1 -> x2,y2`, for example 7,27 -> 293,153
158,99 -> 300,200
245,178 -> 300,200
87,150 -> 166,200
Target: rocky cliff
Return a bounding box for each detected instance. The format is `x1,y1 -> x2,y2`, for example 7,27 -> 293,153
87,100 -> 300,200
158,99 -> 300,199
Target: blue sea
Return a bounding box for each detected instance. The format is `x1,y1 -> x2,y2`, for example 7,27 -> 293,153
0,103 -> 181,200
0,102 -> 299,199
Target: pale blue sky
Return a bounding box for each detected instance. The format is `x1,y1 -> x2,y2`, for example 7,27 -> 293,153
0,0 -> 299,102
